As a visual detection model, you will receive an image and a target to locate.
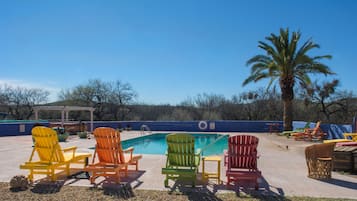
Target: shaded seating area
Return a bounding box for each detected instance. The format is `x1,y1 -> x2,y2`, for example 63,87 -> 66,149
84,127 -> 142,184
305,143 -> 335,179
281,122 -> 310,137
161,133 -> 201,187
292,121 -> 326,141
225,135 -> 261,190
20,126 -> 91,182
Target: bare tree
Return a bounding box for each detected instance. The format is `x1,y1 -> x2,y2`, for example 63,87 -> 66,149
300,79 -> 356,123
59,79 -> 136,120
0,84 -> 49,119
194,93 -> 226,120
108,80 -> 137,120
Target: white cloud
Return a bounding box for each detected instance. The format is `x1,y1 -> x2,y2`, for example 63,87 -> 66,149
0,79 -> 60,102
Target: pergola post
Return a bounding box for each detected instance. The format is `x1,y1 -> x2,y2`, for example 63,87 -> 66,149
65,111 -> 69,122
90,109 -> 94,132
34,109 -> 38,120
32,106 -> 95,132
61,110 -> 65,128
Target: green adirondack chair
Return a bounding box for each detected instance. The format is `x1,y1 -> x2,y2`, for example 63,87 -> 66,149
161,133 -> 201,187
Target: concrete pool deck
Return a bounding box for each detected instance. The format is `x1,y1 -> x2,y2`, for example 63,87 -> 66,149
0,131 -> 356,199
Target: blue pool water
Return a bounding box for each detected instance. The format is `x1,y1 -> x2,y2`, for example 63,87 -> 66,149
121,133 -> 228,156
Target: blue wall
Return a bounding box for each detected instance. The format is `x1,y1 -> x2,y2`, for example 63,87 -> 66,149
90,120 -> 284,133
0,120 -> 351,139
0,120 -> 49,136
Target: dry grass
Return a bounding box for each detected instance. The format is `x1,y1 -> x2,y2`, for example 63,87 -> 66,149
2,182 -> 356,201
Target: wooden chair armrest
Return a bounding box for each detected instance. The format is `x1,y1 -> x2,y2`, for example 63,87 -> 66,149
123,147 -> 134,153
63,146 -> 77,152
63,146 -> 77,158
123,147 -> 134,159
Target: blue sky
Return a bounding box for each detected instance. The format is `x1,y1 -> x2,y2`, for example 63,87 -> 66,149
1,0 -> 357,105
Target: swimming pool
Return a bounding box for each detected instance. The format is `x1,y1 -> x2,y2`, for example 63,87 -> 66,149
121,133 -> 228,156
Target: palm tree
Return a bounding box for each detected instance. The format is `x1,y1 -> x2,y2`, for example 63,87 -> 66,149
243,28 -> 334,131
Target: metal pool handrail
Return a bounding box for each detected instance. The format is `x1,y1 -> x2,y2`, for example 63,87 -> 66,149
200,134 -> 228,156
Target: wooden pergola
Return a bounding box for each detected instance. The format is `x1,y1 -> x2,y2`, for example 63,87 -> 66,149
33,106 -> 95,132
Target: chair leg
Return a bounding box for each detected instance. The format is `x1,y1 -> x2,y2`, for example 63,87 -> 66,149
124,166 -> 128,176
255,179 -> 259,190
226,177 -> 233,190
66,164 -> 70,176
51,168 -> 56,181
164,179 -> 168,187
164,175 -> 169,187
89,173 -> 95,184
28,170 -> 34,183
116,169 -> 121,184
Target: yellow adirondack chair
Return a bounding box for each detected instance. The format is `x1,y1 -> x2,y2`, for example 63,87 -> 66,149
84,127 -> 142,184
161,133 -> 201,187
20,126 -> 91,182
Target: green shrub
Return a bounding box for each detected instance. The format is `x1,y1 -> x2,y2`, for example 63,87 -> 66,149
77,132 -> 88,139
58,133 -> 69,142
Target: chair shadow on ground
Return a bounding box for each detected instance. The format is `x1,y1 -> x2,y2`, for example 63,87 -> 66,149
167,181 -> 223,201
89,170 -> 145,199
234,176 -> 290,201
29,169 -> 78,194
166,175 -> 290,201
318,177 -> 357,190
30,180 -> 66,194
29,169 -> 145,199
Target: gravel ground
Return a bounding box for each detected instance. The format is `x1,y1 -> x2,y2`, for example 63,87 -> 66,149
2,182 -> 356,201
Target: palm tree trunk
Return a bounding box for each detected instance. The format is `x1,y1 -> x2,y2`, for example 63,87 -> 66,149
283,99 -> 293,131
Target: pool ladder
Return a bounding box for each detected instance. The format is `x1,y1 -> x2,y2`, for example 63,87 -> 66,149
140,124 -> 151,135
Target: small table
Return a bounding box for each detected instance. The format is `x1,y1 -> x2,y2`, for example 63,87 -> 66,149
202,156 -> 221,184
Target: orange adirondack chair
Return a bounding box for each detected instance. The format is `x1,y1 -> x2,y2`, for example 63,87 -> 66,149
292,121 -> 326,141
225,135 -> 261,190
84,127 -> 142,184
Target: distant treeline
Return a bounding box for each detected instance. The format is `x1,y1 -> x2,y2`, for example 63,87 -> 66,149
1,79 -> 356,124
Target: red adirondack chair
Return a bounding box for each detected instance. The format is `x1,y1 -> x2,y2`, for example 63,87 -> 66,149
225,135 -> 261,190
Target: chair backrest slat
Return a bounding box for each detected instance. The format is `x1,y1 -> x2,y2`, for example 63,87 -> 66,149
93,127 -> 124,164
228,135 -> 259,169
32,126 -> 64,162
167,134 -> 195,167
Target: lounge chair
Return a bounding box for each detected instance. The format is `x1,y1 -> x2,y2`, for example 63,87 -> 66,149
292,121 -> 326,141
344,133 -> 357,142
20,126 -> 91,182
281,122 -> 310,137
225,135 -> 261,190
85,127 -> 142,184
161,133 -> 201,187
